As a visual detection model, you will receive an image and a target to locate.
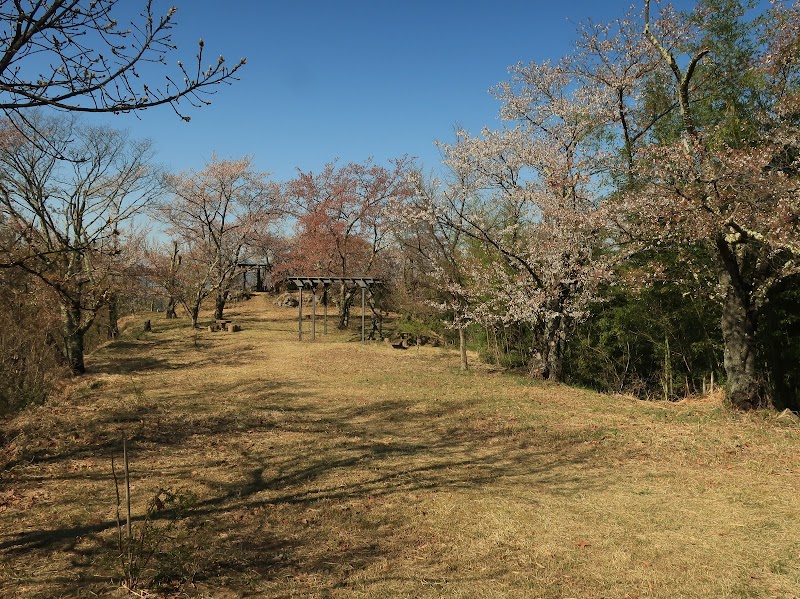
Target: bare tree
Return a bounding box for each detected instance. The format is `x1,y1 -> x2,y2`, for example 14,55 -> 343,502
155,155 -> 279,327
0,112 -> 161,373
0,1 -> 245,118
142,239 -> 182,318
397,169 -> 474,370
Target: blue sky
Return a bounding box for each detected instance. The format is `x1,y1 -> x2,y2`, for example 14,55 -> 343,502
86,0 -> 699,182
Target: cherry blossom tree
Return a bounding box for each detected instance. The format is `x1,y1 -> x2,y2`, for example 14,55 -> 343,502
437,58 -> 616,381
284,157 -> 414,329
155,155 -> 279,327
615,0 -> 800,408
565,4 -> 687,180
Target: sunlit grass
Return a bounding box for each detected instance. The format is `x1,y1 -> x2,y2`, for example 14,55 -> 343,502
1,293 -> 799,597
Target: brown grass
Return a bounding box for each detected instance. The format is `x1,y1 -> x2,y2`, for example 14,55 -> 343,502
1,294 -> 799,598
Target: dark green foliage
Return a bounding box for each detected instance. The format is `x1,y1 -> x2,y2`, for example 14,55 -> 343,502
390,311 -> 462,347
759,276 -> 800,411
474,322 -> 534,370
688,0 -> 764,147
565,280 -> 723,400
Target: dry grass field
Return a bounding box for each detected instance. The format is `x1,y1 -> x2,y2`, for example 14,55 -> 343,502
1,293 -> 799,598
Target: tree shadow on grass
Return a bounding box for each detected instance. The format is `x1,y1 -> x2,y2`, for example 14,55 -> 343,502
163,396 -> 608,596
88,324 -> 276,375
218,417 -> 601,508
1,378 -> 309,471
0,369 -> 615,597
89,337 -> 185,374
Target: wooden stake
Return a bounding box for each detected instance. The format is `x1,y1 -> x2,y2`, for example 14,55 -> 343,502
111,453 -> 123,553
123,437 -> 132,552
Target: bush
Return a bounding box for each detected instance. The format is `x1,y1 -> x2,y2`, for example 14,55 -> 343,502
565,281 -> 723,399
760,275 -> 800,411
0,283 -> 67,415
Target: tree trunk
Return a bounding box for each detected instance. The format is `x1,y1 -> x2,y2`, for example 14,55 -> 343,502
107,294 -> 119,339
62,300 -> 86,375
719,269 -> 762,409
546,320 -> 565,383
165,297 -> 177,319
458,325 -> 468,371
189,303 -> 201,328
529,317 -> 565,382
662,332 -> 673,401
166,240 -> 180,318
528,332 -> 547,379
368,309 -> 382,340
366,293 -> 383,340
338,283 -> 347,329
338,285 -> 356,329
214,291 -> 228,321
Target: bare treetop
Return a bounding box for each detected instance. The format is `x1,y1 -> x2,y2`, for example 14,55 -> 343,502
0,0 -> 245,119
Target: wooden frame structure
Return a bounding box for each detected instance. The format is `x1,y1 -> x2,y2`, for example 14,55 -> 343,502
286,277 -> 382,343
238,262 -> 270,292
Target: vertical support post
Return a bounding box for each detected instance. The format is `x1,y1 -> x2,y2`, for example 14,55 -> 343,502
323,284 -> 328,335
361,286 -> 366,344
375,284 -> 382,339
312,284 -> 317,341
298,285 -> 303,341
123,437 -> 131,542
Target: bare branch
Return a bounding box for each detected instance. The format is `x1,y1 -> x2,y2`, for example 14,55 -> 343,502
0,1 -> 245,120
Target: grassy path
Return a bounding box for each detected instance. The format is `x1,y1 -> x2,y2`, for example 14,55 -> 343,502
1,294 -> 799,598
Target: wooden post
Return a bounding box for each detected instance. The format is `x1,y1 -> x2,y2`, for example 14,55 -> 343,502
312,284 -> 317,341
323,284 -> 328,335
123,437 -> 131,542
361,286 -> 366,344
298,285 -> 303,341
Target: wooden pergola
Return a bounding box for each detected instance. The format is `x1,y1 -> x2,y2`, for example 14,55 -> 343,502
286,277 -> 382,343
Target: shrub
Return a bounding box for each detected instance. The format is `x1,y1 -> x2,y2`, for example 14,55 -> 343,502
0,285 -> 67,415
